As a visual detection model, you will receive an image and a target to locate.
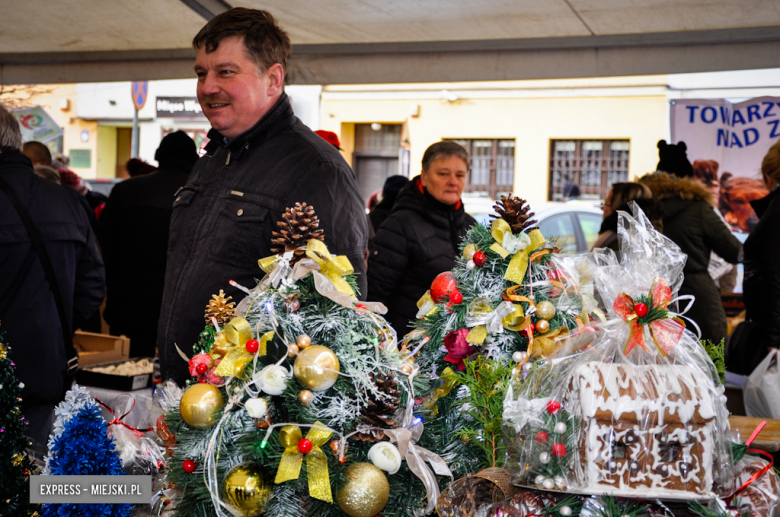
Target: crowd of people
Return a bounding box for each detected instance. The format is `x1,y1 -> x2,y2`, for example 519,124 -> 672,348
1,6 -> 779,445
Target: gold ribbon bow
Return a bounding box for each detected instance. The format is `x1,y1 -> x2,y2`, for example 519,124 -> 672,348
422,367 -> 458,413
416,290 -> 437,319
465,298 -> 516,344
305,240 -> 354,297
274,422 -> 334,503
213,317 -> 255,378
489,219 -> 545,284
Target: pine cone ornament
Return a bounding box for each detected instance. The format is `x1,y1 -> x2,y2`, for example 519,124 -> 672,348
355,372 -> 400,442
204,289 -> 236,324
490,194 -> 538,232
271,203 -> 325,264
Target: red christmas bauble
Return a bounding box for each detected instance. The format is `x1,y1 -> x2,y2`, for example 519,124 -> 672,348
182,459 -> 197,473
245,339 -> 260,354
195,363 -> 208,376
297,438 -> 313,454
534,431 -> 549,444
522,322 -> 536,337
546,400 -> 561,415
473,250 -> 487,267
634,303 -> 649,318
197,376 -> 206,383
450,291 -> 463,304
430,272 -> 458,303
551,443 -> 567,458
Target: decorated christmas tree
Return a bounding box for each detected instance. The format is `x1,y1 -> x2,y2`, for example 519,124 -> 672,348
405,195 -> 586,482
160,203 -> 454,517
43,385 -> 131,517
0,330 -> 40,517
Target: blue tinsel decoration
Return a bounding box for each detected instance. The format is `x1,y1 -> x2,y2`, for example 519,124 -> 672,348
42,404 -> 132,517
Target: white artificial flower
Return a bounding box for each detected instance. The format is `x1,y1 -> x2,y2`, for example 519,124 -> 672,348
367,442 -> 402,475
244,398 -> 268,419
255,364 -> 290,396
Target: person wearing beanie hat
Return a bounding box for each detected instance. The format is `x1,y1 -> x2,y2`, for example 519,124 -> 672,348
369,175 -> 409,236
98,131 -> 199,357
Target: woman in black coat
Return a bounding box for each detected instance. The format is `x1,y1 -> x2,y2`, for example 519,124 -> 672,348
741,138 -> 780,371
368,141 -> 475,335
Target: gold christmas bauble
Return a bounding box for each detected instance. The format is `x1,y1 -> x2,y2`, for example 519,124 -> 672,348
462,243 -> 477,260
222,462 -> 272,517
298,389 -> 314,405
400,364 -> 413,375
535,301 -> 556,320
536,319 -> 550,334
294,345 -> 340,392
336,463 -> 390,517
536,337 -> 557,358
296,334 -> 312,349
287,344 -> 299,358
179,383 -> 225,429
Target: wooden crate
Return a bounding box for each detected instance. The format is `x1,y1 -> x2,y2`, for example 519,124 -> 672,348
73,330 -> 130,367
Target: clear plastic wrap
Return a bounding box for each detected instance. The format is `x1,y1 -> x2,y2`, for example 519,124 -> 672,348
503,203 -> 735,500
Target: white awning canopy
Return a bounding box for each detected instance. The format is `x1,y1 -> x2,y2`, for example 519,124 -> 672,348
1,0 -> 779,84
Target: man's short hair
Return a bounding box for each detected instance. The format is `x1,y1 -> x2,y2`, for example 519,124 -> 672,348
422,141 -> 470,173
22,141 -> 53,166
0,104 -> 23,153
192,8 -> 291,75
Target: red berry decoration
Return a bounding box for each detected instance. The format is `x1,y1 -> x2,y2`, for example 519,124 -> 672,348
195,363 -> 208,376
450,291 -> 463,304
534,431 -> 549,444
297,438 -> 313,454
521,322 -> 536,337
430,272 -> 458,303
245,339 -> 260,354
473,250 -> 487,267
546,400 -> 561,415
551,443 -> 567,458
634,303 -> 649,318
182,459 -> 197,473
197,376 -> 206,383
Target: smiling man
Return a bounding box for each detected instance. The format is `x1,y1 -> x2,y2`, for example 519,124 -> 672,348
157,8 -> 367,384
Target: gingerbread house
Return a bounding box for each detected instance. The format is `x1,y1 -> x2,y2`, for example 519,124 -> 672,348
569,361 -> 718,496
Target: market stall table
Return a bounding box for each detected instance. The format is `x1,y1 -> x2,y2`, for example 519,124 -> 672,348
730,415 -> 780,453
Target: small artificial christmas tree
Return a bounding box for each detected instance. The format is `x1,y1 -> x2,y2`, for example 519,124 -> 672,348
43,385 -> 131,517
0,330 -> 40,517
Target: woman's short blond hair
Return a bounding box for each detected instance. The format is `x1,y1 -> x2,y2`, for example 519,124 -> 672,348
762,138 -> 780,184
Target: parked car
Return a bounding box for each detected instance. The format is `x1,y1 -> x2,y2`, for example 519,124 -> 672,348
465,195 -> 602,254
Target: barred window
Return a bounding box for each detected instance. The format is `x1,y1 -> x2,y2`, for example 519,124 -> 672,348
448,139 -> 515,199
549,140 -> 630,201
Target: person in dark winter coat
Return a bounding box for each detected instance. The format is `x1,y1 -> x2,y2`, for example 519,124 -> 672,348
741,138 -> 780,372
592,182 -> 661,252
158,9 -> 367,385
0,105 -> 105,445
99,131 -> 199,358
368,141 -> 475,335
369,175 -> 409,239
656,140 -> 694,178
640,171 -> 742,344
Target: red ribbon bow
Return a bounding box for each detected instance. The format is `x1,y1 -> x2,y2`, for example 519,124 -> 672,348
95,395 -> 154,437
612,278 -> 685,356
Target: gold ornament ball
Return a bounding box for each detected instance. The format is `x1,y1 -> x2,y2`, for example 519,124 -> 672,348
287,344 -> 299,358
462,243 -> 477,260
400,364 -> 413,375
179,383 -> 225,429
336,463 -> 390,517
222,462 -> 272,517
296,334 -> 312,349
536,301 -> 556,320
536,337 -> 557,358
536,319 -> 550,334
294,345 -> 340,392
298,389 -> 314,405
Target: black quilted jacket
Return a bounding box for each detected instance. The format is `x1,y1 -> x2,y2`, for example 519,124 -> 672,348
367,177 -> 474,335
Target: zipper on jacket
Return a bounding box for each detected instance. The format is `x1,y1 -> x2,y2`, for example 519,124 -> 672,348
225,151 -> 231,165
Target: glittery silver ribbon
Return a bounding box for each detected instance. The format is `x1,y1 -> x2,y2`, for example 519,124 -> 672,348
465,300 -> 515,335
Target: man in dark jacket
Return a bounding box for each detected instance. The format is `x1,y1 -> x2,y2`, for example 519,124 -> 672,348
158,8 -> 366,384
0,104 -> 104,445
99,131 -> 198,358
368,141 -> 475,335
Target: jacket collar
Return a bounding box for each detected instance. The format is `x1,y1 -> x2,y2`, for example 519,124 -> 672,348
204,92 -> 294,157
0,150 -> 34,170
750,185 -> 780,219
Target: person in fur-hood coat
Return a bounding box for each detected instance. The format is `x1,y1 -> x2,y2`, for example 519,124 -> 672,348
640,171 -> 742,344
